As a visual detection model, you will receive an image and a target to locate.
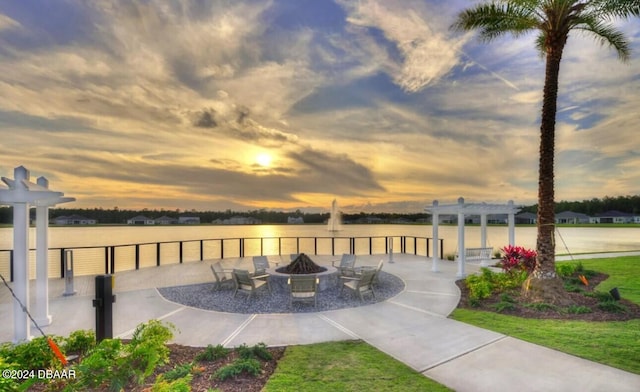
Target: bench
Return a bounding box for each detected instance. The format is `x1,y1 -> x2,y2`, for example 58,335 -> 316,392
458,247 -> 493,267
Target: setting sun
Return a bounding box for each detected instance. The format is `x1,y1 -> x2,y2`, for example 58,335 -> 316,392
255,153 -> 272,167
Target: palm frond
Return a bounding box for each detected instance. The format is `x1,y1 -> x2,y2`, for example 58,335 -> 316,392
586,0 -> 640,20
572,16 -> 631,61
451,3 -> 540,42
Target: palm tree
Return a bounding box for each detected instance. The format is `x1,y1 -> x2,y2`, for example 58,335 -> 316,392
452,1 -> 640,305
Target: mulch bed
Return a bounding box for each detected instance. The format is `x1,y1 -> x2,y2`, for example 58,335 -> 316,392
456,272 -> 640,321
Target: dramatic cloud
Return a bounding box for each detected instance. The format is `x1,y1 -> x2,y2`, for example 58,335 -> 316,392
0,0 -> 638,212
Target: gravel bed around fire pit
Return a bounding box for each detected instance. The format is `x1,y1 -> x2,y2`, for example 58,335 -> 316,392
158,271 -> 405,314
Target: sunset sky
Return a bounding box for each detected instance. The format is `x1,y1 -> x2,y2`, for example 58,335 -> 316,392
1,1 -> 639,213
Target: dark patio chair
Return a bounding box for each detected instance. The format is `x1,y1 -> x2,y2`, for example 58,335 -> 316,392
232,269 -> 270,299
288,275 -> 319,307
210,262 -> 234,291
340,268 -> 377,301
332,253 -> 356,277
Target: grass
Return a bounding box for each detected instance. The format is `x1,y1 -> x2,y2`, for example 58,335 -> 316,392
451,256 -> 640,374
263,340 -> 452,392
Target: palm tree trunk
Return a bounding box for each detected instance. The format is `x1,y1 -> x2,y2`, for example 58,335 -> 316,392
523,40 -> 573,306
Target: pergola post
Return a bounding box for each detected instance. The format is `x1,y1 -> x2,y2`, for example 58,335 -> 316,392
457,197 -> 466,278
13,191 -> 30,341
1,165 -> 74,342
34,177 -> 52,326
508,200 -> 516,246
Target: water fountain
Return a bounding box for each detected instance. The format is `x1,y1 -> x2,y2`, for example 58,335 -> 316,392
327,199 -> 342,232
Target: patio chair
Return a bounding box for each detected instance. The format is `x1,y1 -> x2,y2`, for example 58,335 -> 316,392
332,253 -> 356,277
357,259 -> 384,284
232,269 -> 270,299
288,275 -> 319,307
252,256 -> 271,275
210,262 -> 234,291
340,268 -> 377,301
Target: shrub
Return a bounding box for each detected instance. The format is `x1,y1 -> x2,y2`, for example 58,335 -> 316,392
152,374 -> 192,392
1,336 -> 64,370
598,301 -> 627,313
465,274 -> 492,301
162,362 -> 194,381
585,291 -> 614,302
196,344 -> 229,362
556,263 -> 578,278
499,245 -> 537,274
69,320 -> 175,391
524,302 -> 557,312
215,358 -> 262,381
494,301 -> 516,313
0,357 -> 20,392
566,305 -> 592,314
64,329 -> 95,356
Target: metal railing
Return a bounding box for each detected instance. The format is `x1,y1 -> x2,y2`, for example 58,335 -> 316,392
0,235 -> 444,281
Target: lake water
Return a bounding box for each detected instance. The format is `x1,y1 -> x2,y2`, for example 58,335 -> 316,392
1,224 -> 639,278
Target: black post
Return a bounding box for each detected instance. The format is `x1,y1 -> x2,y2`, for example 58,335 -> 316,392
221,239 -> 224,259
156,243 -> 161,266
426,238 -> 430,258
60,248 -> 65,278
135,245 -> 140,270
200,240 -> 204,261
92,275 -> 116,342
440,239 -> 444,259
109,246 -> 115,274
9,250 -> 13,282
179,241 -> 183,263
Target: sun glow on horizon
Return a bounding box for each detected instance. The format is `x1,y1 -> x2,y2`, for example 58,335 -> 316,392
255,153 -> 272,167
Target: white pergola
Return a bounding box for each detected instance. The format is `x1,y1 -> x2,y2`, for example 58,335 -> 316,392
425,197 -> 520,278
0,166 -> 74,342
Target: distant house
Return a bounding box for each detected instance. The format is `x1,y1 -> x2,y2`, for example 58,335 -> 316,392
127,215 -> 155,225
516,212 -> 537,224
592,210 -> 633,224
178,216 -> 200,224
53,215 -> 97,225
287,216 -> 304,224
555,211 -> 590,224
213,216 -> 261,225
155,216 -> 178,225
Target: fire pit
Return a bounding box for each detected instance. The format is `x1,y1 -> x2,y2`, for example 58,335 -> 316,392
268,253 -> 338,292
276,253 -> 327,274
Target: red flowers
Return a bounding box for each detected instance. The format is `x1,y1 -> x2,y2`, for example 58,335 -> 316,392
500,245 -> 537,274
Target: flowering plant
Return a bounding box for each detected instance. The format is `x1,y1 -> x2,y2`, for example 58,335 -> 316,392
500,245 -> 537,274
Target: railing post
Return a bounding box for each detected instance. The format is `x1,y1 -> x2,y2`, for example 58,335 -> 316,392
296,237 -> 300,254
60,248 -> 66,278
10,249 -> 14,282
426,238 -> 430,258
156,243 -> 161,266
278,238 -> 281,255
440,239 -> 444,259
200,240 -> 204,261
110,246 -> 115,274
385,237 -> 388,254
135,244 -> 140,270
414,237 -> 417,255
240,238 -> 244,258
221,239 -> 224,259
260,238 -> 263,256
104,247 -> 109,274
314,238 -> 317,255
179,241 -> 183,263
331,237 -> 335,256
369,238 -> 372,255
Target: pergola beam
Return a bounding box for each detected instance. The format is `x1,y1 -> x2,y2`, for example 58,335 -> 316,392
425,197 -> 520,277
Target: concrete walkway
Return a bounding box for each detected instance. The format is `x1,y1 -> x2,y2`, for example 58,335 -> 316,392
1,254 -> 639,391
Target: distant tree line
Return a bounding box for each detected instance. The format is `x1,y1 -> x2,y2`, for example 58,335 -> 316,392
0,195 -> 638,224
519,195 -> 640,215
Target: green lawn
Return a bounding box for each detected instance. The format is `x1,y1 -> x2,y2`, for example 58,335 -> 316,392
263,340 -> 452,392
451,256 -> 640,374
